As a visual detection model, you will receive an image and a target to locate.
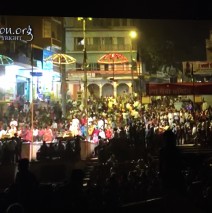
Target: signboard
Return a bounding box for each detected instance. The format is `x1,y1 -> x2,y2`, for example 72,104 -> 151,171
142,96 -> 151,104
182,61 -> 212,77
43,49 -> 53,70
146,83 -> 212,96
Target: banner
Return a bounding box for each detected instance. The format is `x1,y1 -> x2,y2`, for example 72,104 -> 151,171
146,83 -> 212,96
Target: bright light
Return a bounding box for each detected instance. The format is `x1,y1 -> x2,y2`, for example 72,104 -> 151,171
129,31 -> 137,39
0,75 -> 15,90
77,17 -> 92,21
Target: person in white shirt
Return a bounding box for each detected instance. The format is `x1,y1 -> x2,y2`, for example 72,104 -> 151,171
33,126 -> 39,142
0,126 -> 6,139
69,115 -> 80,136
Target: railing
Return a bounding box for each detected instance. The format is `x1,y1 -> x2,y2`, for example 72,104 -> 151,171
67,69 -> 140,79
74,44 -> 132,52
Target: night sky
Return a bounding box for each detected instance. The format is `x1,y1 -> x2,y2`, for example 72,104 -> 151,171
138,19 -> 212,61
1,1 -> 212,63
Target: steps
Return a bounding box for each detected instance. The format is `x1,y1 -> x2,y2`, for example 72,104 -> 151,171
83,157 -> 99,187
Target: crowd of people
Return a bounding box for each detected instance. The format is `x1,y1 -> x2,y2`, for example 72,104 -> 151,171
0,92 -> 212,164
0,129 -> 212,212
0,93 -> 212,211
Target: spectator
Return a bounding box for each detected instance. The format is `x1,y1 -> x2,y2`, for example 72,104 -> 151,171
159,129 -> 187,212
6,158 -> 39,212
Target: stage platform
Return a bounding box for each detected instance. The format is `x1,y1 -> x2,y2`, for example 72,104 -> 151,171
21,140 -> 98,161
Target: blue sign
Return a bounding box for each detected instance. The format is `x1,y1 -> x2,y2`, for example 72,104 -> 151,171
30,72 -> 43,76
43,49 -> 53,71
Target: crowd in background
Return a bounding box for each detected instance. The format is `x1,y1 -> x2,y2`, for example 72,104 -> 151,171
0,92 -> 212,164
0,93 -> 212,212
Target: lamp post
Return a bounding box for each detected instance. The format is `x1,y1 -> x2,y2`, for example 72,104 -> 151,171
78,17 -> 92,159
129,30 -> 137,94
78,18 -> 92,117
191,63 -> 195,111
30,43 -> 34,162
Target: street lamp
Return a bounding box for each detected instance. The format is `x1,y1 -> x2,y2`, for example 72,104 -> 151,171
30,43 -> 34,162
78,17 -> 92,142
129,30 -> 137,93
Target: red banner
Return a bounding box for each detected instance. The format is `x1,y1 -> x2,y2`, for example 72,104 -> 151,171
146,83 -> 212,96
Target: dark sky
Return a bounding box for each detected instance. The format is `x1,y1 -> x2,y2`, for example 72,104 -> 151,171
1,0 -> 212,19
138,19 -> 212,61
1,1 -> 212,63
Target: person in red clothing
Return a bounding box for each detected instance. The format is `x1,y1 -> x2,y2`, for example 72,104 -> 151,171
80,114 -> 87,126
105,125 -> 113,140
20,125 -> 33,142
92,126 -> 100,143
43,125 -> 53,143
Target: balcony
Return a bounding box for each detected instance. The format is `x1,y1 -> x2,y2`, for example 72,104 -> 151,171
74,44 -> 132,52
42,38 -> 62,49
67,69 -> 139,80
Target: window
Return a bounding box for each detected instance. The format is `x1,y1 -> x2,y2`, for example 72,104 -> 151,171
93,37 -> 100,45
117,37 -> 124,45
43,19 -> 51,38
76,37 -> 84,46
105,37 -> 112,45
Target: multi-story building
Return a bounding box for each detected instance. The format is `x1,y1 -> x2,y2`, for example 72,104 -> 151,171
0,16 -> 63,102
0,16 -> 142,115
64,17 -> 141,101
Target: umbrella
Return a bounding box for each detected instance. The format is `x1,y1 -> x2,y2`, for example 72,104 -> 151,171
98,53 -> 129,81
97,53 -> 129,64
45,53 -> 76,65
45,53 -> 76,117
0,54 -> 13,65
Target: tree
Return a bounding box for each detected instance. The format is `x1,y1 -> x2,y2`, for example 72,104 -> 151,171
139,38 -> 182,76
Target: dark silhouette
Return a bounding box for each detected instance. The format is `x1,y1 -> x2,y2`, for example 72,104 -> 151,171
13,133 -> 22,162
6,158 -> 39,213
159,129 -> 189,213
37,141 -> 48,160
54,169 -> 87,211
159,129 -> 186,193
74,135 -> 81,161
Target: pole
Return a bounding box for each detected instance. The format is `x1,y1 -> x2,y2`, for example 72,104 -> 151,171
61,18 -> 66,118
129,30 -> 137,95
83,19 -> 87,117
61,61 -> 66,118
192,63 -> 195,111
30,43 -> 34,161
130,38 -> 134,94
82,18 -> 89,157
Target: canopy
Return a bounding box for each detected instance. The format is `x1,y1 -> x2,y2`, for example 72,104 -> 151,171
45,53 -> 76,65
97,53 -> 129,64
0,55 -> 13,65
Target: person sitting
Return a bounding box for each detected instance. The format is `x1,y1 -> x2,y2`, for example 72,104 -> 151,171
37,141 -> 49,160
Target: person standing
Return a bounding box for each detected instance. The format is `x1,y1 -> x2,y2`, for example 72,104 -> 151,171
14,133 -> 22,162
159,129 -> 187,212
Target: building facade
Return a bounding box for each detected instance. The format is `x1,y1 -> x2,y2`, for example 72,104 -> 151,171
64,17 -> 141,101
0,16 -> 63,103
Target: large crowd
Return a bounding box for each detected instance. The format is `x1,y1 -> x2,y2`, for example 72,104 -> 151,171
0,93 -> 212,212
0,92 -> 212,164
